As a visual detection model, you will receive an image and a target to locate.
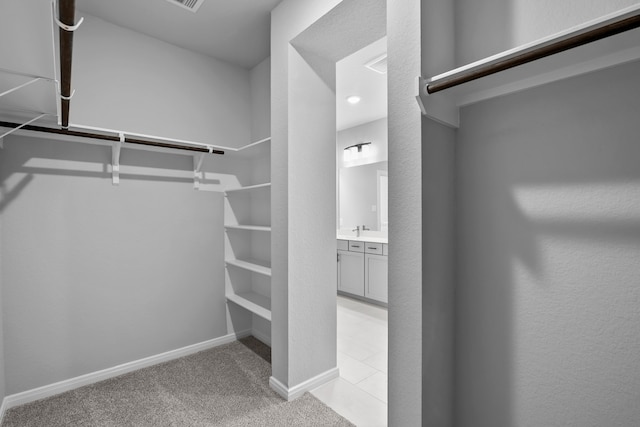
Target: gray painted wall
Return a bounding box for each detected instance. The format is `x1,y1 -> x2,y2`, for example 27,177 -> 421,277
455,60 -> 640,427
286,47 -> 338,386
72,14 -> 251,148
454,0 -> 639,66
387,0 -> 423,424
0,1 -> 52,79
421,118 -> 456,427
250,57 -> 272,143
0,218 -> 4,402
271,0 -> 385,390
271,0 -> 352,388
0,1 -> 56,118
419,1 -> 456,426
0,135 -> 226,394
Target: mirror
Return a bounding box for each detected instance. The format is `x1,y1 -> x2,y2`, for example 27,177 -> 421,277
338,161 -> 388,232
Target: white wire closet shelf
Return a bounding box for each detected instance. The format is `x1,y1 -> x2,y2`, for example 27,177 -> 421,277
226,292 -> 271,321
224,225 -> 272,232
225,258 -> 272,277
226,137 -> 271,159
225,183 -> 272,194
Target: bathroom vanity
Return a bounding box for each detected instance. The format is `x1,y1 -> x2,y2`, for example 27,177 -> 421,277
337,237 -> 388,304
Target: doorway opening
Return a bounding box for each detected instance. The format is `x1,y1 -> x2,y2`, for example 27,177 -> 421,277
331,36 -> 389,425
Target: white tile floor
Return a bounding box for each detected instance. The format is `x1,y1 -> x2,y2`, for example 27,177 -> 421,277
311,295 -> 388,426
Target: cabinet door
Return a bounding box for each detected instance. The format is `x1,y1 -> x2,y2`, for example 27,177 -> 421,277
365,253 -> 388,303
338,250 -> 364,296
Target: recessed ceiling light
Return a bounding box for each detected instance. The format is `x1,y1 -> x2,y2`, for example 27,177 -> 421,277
346,95 -> 361,104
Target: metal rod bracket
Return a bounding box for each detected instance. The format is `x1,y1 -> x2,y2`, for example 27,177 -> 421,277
193,153 -> 206,190
54,15 -> 84,32
415,76 -> 428,116
112,133 -> 123,185
55,81 -> 76,100
415,76 -> 460,128
59,89 -> 75,101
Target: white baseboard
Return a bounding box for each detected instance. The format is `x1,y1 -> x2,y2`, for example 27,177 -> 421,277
1,329 -> 251,413
269,367 -> 339,401
0,397 -> 7,425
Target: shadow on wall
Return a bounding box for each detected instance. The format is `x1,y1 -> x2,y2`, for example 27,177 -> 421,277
0,134 -> 222,213
455,61 -> 640,427
0,131 -> 227,396
0,173 -> 34,215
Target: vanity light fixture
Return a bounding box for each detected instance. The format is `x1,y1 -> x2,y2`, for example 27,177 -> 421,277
346,95 -> 361,104
343,141 -> 372,161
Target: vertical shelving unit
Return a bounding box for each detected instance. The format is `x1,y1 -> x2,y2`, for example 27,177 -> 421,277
224,137 -> 272,342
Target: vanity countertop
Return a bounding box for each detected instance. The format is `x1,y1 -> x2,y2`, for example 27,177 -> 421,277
337,234 -> 388,244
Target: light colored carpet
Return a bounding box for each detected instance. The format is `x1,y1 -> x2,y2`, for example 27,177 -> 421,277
2,337 -> 354,426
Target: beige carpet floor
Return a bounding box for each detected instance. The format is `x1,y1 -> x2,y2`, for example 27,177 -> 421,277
2,337 -> 353,426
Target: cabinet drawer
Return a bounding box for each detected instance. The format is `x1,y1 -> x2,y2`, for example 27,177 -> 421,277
337,239 -> 349,251
348,241 -> 364,252
364,242 -> 383,255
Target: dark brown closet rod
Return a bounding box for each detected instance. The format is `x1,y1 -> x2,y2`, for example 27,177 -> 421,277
58,0 -> 75,128
0,121 -> 224,154
426,13 -> 640,94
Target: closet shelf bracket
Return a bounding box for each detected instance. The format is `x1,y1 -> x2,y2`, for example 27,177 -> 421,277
193,146 -> 214,190
112,133 -> 123,185
415,76 -> 460,128
193,154 -> 203,190
54,13 -> 84,32
55,81 -> 76,101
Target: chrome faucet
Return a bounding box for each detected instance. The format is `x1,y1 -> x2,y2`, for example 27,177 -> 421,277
362,225 -> 370,232
352,226 -> 360,237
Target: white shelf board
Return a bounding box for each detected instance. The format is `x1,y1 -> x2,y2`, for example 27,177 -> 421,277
225,225 -> 272,232
226,291 -> 271,321
225,182 -> 271,194
225,258 -> 272,277
419,5 -> 640,127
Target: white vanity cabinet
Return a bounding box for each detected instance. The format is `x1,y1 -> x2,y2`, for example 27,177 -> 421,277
337,239 -> 388,304
365,253 -> 388,303
338,250 -> 365,295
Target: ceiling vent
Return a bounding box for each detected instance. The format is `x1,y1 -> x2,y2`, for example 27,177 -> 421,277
364,54 -> 388,74
164,0 -> 205,13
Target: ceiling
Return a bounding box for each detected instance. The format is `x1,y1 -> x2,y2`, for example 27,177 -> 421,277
336,37 -> 387,131
77,0 -> 282,69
